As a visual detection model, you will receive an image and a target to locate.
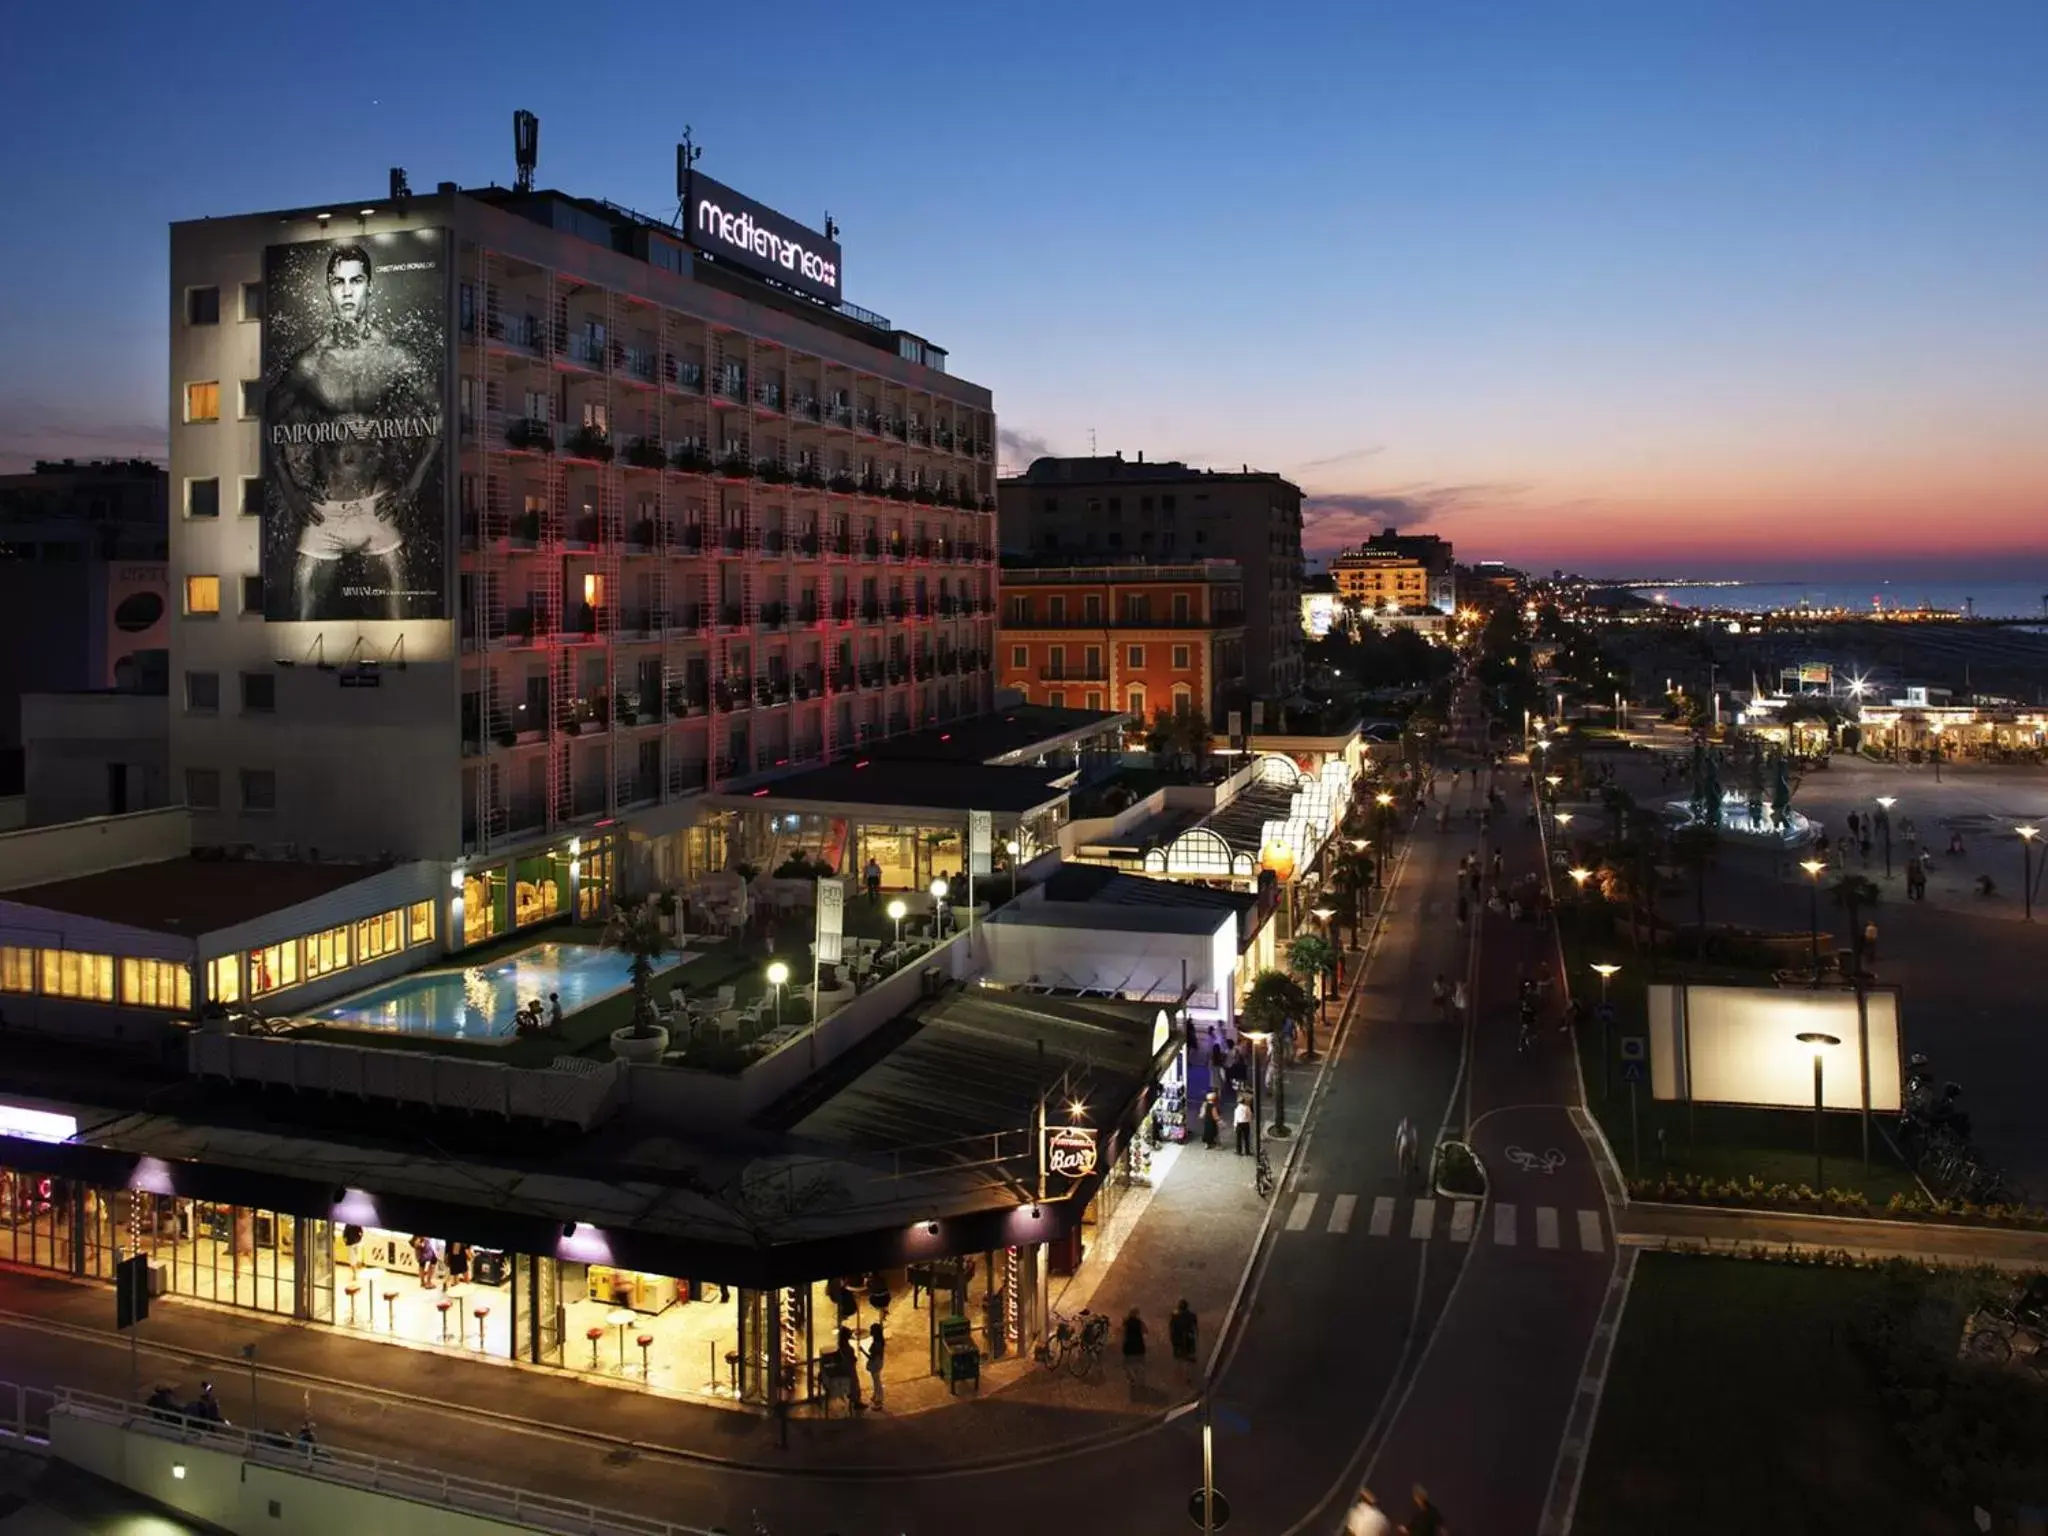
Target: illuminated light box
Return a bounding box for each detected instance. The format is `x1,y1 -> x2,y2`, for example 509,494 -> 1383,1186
0,1104 -> 80,1142
1647,983 -> 1902,1113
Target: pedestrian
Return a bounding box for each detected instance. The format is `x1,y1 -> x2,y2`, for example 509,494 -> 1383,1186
863,1322 -> 887,1410
1346,1489 -> 1394,1536
1403,1483 -> 1445,1535
1863,919 -> 1878,961
1395,1116 -> 1419,1185
864,857 -> 882,903
547,991 -> 564,1034
1452,979 -> 1467,1019
1168,1299 -> 1198,1385
1200,1093 -> 1221,1149
1121,1307 -> 1147,1388
834,1325 -> 864,1411
1233,1095 -> 1253,1155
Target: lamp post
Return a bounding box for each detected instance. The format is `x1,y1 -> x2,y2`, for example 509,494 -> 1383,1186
929,876 -> 949,938
1568,866 -> 1592,942
887,898 -> 907,948
1930,720 -> 1943,783
1242,1029 -> 1271,1167
1874,796 -> 1896,879
1374,792 -> 1394,888
1796,1031 -> 1841,1192
1799,859 -> 1826,981
1554,811 -> 1573,849
1591,963 -> 1619,1099
2020,826 -> 2040,922
766,960 -> 789,1027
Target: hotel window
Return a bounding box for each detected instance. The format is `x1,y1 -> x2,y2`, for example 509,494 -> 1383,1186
1127,645 -> 1145,668
184,671 -> 220,712
239,281 -> 263,321
1010,646 -> 1026,668
121,958 -> 192,1011
303,924 -> 351,980
186,286 -> 220,325
1048,595 -> 1066,622
240,673 -> 275,713
1173,593 -> 1190,622
184,768 -> 220,809
239,380 -> 263,419
354,909 -> 401,963
184,381 -> 220,423
184,575 -> 221,616
407,901 -> 435,945
240,769 -> 276,813
239,477 -> 263,516
240,575 -> 263,614
0,947 -> 34,993
1174,645 -> 1191,669
1173,686 -> 1193,715
1008,596 -> 1030,623
40,950 -> 115,1003
247,941 -> 299,997
1086,690 -> 1103,710
186,478 -> 220,518
1127,685 -> 1145,716
1049,691 -> 1066,708
206,953 -> 241,1005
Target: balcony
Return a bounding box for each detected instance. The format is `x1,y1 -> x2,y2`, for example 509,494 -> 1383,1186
616,608 -> 659,640
715,682 -> 750,714
505,417 -> 553,453
620,346 -> 657,384
674,525 -> 705,554
795,532 -> 821,559
796,600 -> 821,626
860,602 -> 881,623
671,446 -> 716,475
671,601 -> 707,633
758,601 -> 789,629
616,769 -> 660,808
753,382 -> 784,412
502,604 -> 552,646
626,518 -> 663,553
667,358 -> 704,392
830,667 -> 856,693
622,437 -> 668,471
759,529 -> 786,555
566,333 -> 608,371
720,527 -> 749,554
714,372 -> 747,404
560,696 -> 609,735
612,693 -> 659,727
667,760 -> 710,796
562,425 -> 614,463
831,599 -> 856,624
716,603 -> 745,629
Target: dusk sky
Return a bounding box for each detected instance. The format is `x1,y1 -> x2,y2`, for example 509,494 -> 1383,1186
3,1 -> 2043,579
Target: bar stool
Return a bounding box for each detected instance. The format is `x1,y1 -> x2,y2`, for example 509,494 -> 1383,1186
724,1349 -> 740,1395
436,1298 -> 454,1342
585,1326 -> 606,1369
344,1285 -> 360,1324
382,1292 -> 398,1333
636,1334 -> 654,1378
473,1305 -> 490,1350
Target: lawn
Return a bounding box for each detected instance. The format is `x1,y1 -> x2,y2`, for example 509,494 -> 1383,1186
1574,1254 -> 1964,1536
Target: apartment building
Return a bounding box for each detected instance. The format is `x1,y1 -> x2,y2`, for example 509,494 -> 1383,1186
998,561 -> 1247,723
997,455 -> 1303,701
168,174 -> 998,885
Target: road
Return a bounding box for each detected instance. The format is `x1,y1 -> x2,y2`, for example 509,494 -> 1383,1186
0,764 -> 1615,1535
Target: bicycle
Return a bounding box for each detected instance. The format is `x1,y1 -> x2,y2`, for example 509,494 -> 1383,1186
1254,1146 -> 1275,1200
1034,1310 -> 1081,1371
1068,1311 -> 1111,1379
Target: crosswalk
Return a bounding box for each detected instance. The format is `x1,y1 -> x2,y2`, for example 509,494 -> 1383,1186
1283,1193 -> 1607,1253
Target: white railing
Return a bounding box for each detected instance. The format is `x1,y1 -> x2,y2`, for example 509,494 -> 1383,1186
5,1381 -> 722,1536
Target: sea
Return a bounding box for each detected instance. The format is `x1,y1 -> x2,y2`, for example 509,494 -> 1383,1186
1623,579 -> 2048,621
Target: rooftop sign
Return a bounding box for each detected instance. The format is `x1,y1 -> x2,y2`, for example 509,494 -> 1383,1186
685,172 -> 841,306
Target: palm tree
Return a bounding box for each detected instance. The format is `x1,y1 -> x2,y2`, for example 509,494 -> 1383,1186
1829,873 -> 1881,978
1242,969 -> 1313,1135
1285,932 -> 1339,1059
602,894 -> 672,1039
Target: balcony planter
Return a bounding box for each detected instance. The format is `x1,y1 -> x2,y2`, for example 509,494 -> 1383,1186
718,455 -> 752,479
829,474 -> 858,493
758,463 -> 793,486
631,520 -> 658,548
565,426 -> 614,462
609,1023 -> 669,1063
494,728 -> 518,749
671,448 -> 714,474
505,418 -> 553,452
512,510 -> 542,542
624,438 -> 667,470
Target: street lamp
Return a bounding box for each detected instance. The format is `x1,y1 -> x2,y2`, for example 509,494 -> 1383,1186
1241,1029 -> 1272,1165
765,960 -> 789,1026
1374,791 -> 1394,889
2020,826 -> 2040,922
1799,859 -> 1827,981
1929,720 -> 1944,783
1591,963 -> 1619,1099
886,898 -> 907,947
928,876 -> 949,936
1874,796 -> 1896,879
1796,1031 -> 1841,1191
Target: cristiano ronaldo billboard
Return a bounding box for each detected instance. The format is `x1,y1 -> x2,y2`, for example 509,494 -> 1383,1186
260,228 -> 450,622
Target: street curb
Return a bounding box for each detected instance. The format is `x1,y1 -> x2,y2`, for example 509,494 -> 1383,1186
1539,1247 -> 1638,1536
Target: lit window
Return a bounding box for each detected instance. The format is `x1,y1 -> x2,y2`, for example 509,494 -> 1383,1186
186,287 -> 220,325
185,382 -> 220,423
185,576 -> 221,615
206,953 -> 241,1005
40,950 -> 115,1003
303,924 -> 351,980
353,910 -> 402,963
247,941 -> 300,997
0,947 -> 34,993
407,901 -> 435,945
121,958 -> 193,1011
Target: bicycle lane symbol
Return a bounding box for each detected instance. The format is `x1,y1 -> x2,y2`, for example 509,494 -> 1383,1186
1503,1146 -> 1566,1175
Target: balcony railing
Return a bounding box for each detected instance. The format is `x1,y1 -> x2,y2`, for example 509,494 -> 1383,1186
1038,666 -> 1110,682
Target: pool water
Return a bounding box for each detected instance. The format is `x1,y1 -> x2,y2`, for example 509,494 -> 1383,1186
307,942 -> 680,1041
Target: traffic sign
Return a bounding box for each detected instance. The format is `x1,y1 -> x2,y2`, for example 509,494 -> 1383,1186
1619,1035 -> 1647,1062
1596,1002 -> 1617,1026
1188,1488 -> 1231,1529
1620,1059 -> 1648,1085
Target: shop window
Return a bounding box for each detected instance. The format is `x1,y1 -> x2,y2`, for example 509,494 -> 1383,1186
353,909 -> 401,963
39,950 -> 115,1002
121,957 -> 193,1011
0,947 -> 34,993
207,953 -> 242,1006
407,900 -> 435,945
303,924 -> 351,980
248,940 -> 300,997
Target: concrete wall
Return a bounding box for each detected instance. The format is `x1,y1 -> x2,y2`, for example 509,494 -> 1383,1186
0,806 -> 190,891
46,1404 -> 662,1535
21,691 -> 170,827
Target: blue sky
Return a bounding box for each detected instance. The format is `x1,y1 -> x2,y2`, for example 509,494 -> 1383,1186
3,0 -> 2043,575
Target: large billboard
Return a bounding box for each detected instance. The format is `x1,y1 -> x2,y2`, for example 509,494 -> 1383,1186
685,173 -> 841,306
1647,982 -> 1903,1113
260,228 -> 450,622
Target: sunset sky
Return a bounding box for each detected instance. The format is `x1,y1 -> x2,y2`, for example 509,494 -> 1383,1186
3,0 -> 2042,578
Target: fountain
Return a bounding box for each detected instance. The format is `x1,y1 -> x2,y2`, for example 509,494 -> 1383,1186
1666,743 -> 1820,848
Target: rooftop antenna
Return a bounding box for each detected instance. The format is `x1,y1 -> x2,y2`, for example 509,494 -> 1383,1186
674,126 -> 702,224
1089,428 -> 1098,456
824,212 -> 839,242
512,109 -> 539,193
388,167 -> 411,213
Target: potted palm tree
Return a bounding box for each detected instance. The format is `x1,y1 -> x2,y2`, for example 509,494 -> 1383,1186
604,894 -> 672,1062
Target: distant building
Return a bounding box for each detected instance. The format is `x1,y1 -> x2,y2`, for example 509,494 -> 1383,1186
997,560 -> 1247,724
1328,530 -> 1456,614
1457,560 -> 1525,609
998,455 -> 1303,701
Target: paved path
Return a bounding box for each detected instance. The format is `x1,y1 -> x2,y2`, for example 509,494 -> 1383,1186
1619,1200 -> 2048,1269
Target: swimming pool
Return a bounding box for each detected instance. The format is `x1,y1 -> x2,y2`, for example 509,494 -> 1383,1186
306,942 -> 681,1041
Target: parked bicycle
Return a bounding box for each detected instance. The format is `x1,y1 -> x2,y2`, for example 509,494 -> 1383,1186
1255,1146 -> 1276,1200
1965,1279 -> 2048,1371
1035,1308 -> 1111,1377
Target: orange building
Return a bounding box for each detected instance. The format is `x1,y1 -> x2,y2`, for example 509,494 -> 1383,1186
998,561 -> 1247,723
